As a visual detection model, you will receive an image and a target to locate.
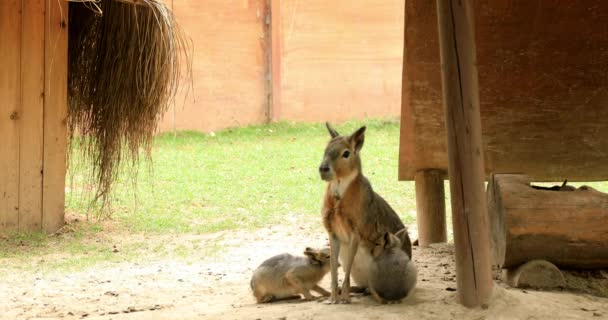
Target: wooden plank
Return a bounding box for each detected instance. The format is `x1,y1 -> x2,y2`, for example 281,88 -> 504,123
414,169 -> 447,246
270,0 -> 282,121
0,0 -> 22,232
435,0 -> 493,308
42,0 -> 68,233
19,0 -> 45,232
399,0 -> 608,182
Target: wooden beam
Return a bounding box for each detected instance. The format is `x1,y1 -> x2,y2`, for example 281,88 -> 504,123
19,0 -> 45,231
42,0 -> 68,233
435,0 -> 493,307
0,0 -> 22,232
270,0 -> 282,121
415,169 -> 447,246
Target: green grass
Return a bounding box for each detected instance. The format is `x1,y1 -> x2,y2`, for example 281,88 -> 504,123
67,118 -> 416,234
2,118 -> 417,272
6,118 -> 608,272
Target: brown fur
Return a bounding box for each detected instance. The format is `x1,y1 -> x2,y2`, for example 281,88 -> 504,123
318,123 -> 413,304
250,247 -> 331,303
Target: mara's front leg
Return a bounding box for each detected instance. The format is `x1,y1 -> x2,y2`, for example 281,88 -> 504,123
339,234 -> 360,304
323,233 -> 341,304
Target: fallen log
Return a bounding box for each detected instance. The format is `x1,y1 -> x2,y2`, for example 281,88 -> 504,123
487,174 -> 608,269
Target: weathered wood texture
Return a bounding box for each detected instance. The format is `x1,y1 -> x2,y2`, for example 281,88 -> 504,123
414,169 -> 447,246
19,0 -> 45,231
0,0 -> 67,233
488,174 -> 608,269
42,0 -> 68,233
0,0 -> 22,231
400,0 -> 608,182
436,0 -> 493,307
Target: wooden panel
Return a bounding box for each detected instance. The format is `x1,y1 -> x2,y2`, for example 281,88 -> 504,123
399,0 -> 608,181
279,0 -> 404,123
19,0 -> 45,231
42,0 -> 68,233
0,0 -> 22,232
158,0 -> 268,133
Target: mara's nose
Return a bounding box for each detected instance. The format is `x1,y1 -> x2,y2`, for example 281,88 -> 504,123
319,165 -> 330,173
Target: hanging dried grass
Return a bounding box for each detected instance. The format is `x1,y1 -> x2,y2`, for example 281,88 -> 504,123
67,0 -> 191,209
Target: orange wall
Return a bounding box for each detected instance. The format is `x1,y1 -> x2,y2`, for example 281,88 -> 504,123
158,0 -> 268,133
160,0 -> 404,133
279,0 -> 404,123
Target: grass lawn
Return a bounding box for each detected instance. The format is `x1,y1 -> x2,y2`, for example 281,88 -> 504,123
0,118 -> 419,271
3,118 -> 608,272
68,117 -> 416,233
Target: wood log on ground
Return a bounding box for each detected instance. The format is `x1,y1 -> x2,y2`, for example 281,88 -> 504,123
488,174 -> 608,269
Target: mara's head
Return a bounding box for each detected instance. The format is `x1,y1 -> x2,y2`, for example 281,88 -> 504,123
318,123 -> 366,182
304,247 -> 331,266
371,232 -> 402,258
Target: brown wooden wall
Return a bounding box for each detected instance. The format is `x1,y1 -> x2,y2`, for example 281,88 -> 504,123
159,0 -> 404,133
399,0 -> 608,182
0,0 -> 67,233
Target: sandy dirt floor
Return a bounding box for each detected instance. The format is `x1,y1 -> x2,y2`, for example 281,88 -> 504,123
1,219 -> 607,320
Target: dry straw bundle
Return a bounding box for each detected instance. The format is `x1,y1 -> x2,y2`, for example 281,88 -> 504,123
67,0 -> 190,208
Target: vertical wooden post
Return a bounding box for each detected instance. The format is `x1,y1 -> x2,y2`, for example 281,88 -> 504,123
42,0 -> 68,233
415,169 -> 447,246
0,0 -> 22,232
270,0 -> 282,122
435,0 -> 493,307
19,0 -> 45,231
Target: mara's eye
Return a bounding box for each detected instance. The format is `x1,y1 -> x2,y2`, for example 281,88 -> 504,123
342,150 -> 350,158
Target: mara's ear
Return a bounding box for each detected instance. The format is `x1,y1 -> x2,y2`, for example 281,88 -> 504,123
326,122 -> 339,138
395,227 -> 413,258
349,126 -> 366,153
303,247 -> 316,258
385,232 -> 401,249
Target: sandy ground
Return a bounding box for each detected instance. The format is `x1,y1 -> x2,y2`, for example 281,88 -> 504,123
1,220 -> 607,320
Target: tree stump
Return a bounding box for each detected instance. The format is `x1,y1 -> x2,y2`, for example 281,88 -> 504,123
487,174 -> 608,269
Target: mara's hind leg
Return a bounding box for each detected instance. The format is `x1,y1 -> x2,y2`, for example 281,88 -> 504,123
259,294 -> 275,303
285,272 -> 315,301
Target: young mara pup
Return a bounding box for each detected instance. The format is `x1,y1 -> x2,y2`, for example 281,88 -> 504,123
250,247 -> 331,303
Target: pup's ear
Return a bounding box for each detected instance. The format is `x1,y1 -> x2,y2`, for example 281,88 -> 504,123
385,232 -> 401,249
395,227 -> 413,258
326,122 -> 339,138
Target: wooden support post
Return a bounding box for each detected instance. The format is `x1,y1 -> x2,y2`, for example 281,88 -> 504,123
435,0 -> 493,307
415,169 -> 447,246
19,0 -> 46,231
270,0 -> 282,122
42,0 -> 68,233
0,0 -> 22,232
